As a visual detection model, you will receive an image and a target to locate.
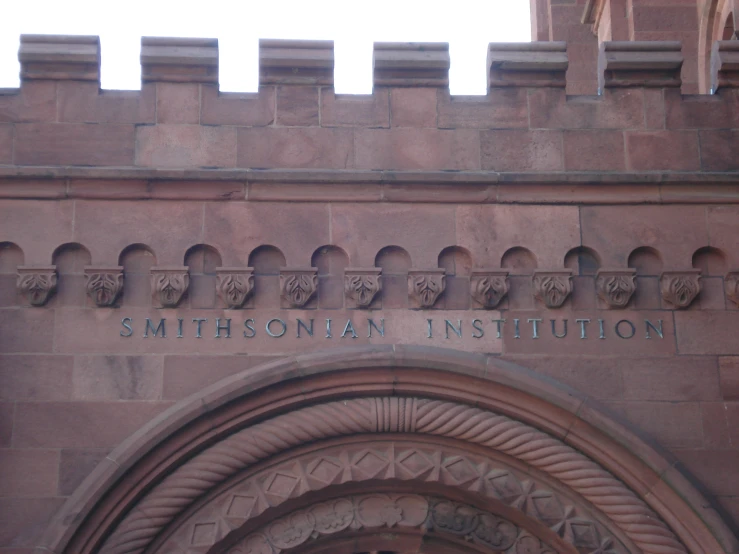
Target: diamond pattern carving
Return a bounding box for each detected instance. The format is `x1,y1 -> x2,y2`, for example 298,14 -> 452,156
352,450 -> 388,478
263,472 -> 299,498
157,442 -> 630,554
307,457 -> 342,484
396,449 -> 433,478
225,495 -> 256,519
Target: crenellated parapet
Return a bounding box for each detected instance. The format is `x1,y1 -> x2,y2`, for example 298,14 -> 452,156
0,35 -> 739,201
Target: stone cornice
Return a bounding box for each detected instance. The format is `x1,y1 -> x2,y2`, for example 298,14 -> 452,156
1,167 -> 739,203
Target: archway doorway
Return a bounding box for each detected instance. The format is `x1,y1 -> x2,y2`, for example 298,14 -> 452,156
37,346 -> 737,554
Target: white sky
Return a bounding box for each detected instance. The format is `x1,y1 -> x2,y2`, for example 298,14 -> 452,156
0,0 -> 531,95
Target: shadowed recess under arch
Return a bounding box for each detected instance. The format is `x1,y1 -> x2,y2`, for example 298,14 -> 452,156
248,245 -> 286,275
564,246 -> 601,276
119,244 -> 157,307
311,245 -> 349,309
52,243 -> 92,306
185,244 -> 222,309
0,242 -> 24,306
627,246 -> 663,276
692,246 -> 727,275
438,246 -> 472,276
500,246 -> 537,274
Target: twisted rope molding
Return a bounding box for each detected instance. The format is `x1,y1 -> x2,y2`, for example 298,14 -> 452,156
100,398 -> 686,554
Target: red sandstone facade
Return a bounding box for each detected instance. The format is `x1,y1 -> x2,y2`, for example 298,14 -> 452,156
1,3 -> 739,554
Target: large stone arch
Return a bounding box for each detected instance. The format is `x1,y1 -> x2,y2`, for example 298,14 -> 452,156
37,346 -> 737,554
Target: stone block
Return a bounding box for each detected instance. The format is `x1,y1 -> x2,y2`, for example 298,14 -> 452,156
12,401 -> 171,448
606,401 -> 703,448
563,130 -> 625,171
599,41 -> 683,89
481,130 -> 564,171
58,81 -> 156,124
156,83 -> 199,123
58,448 -> 108,495
0,449 -> 58,495
72,355 -> 163,400
626,131 -> 700,170
437,88 -> 528,129
676,450 -> 739,495
237,127 -> 353,169
0,403 -> 12,447
163,354 -> 277,399
501,355 -> 624,400
675,311 -> 739,355
259,39 -> 334,85
15,123 -> 135,166
712,40 -> 739,92
0,81 -> 56,123
487,41 -> 568,87
456,205 -> 580,269
622,356 -> 721,401
204,202 -> 329,266
73,200 -> 203,265
580,205 -> 709,267
390,88 -> 437,127
0,497 -> 65,548
354,128 -> 480,170
373,42 -> 449,87
200,85 -> 275,126
0,200 -> 74,264
19,34 -> 100,81
699,130 -> 739,171
276,86 -> 318,126
321,89 -> 389,128
141,37 -> 218,83
665,88 -> 739,129
0,124 -> 11,164
719,357 -> 739,400
0,355 -> 73,400
136,124 -> 236,168
0,309 -> 54,353
332,204 -> 455,267
528,87 -> 645,130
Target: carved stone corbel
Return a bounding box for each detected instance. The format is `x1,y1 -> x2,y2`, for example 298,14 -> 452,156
84,266 -> 124,307
726,272 -> 739,307
408,269 -> 446,309
344,268 -> 382,309
532,270 -> 573,309
596,268 -> 636,309
17,266 -> 57,306
280,268 -> 318,308
470,269 -> 509,309
216,267 -> 255,309
660,270 -> 701,309
150,266 -> 189,308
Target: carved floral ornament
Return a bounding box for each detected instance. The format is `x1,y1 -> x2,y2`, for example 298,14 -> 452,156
596,268 -> 636,309
725,272 -> 739,307
17,265 -> 57,306
150,266 -> 189,308
408,269 -> 446,308
280,268 -> 318,308
344,268 -> 382,308
660,270 -> 702,309
216,267 -> 255,309
533,270 -> 573,309
470,269 -> 509,309
228,495 -> 546,554
84,266 -> 124,307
